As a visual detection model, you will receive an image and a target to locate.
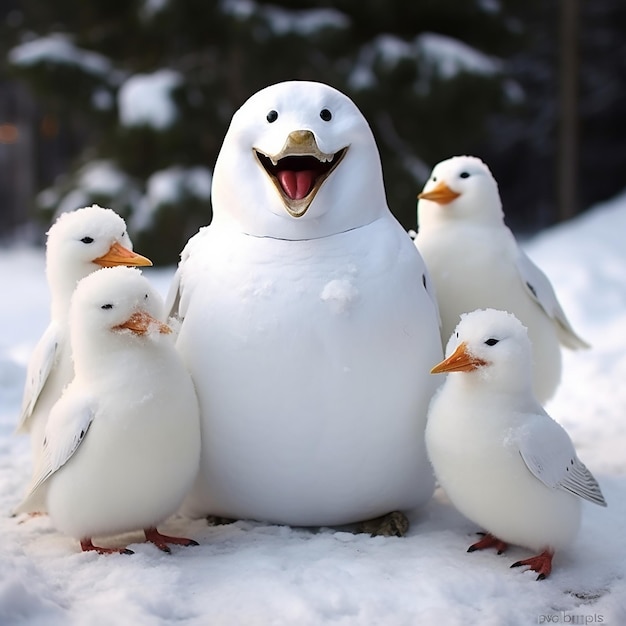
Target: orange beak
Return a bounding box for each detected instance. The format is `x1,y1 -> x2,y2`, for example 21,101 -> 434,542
113,311 -> 172,336
418,181 -> 461,205
430,342 -> 487,374
94,242 -> 152,268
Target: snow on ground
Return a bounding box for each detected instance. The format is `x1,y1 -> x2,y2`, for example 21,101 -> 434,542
1,194 -> 626,625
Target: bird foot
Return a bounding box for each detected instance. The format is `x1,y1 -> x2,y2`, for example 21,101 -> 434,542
143,527 -> 199,553
358,511 -> 409,537
16,511 -> 46,525
510,550 -> 553,580
80,538 -> 134,555
206,515 -> 237,527
467,532 -> 508,555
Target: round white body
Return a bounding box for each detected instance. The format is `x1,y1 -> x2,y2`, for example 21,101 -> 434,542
426,383 -> 581,552
47,343 -> 201,540
177,216 -> 442,525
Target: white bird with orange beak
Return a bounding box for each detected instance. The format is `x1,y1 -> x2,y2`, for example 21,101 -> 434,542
425,308 -> 606,580
15,205 -> 152,511
415,156 -> 588,403
15,267 -> 201,554
168,80 -> 442,533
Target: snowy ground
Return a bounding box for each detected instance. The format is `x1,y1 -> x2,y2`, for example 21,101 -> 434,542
1,193 -> 626,625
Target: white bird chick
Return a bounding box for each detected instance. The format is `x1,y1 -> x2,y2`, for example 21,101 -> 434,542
16,267 -> 201,555
426,308 -> 606,580
15,206 -> 152,512
415,156 -> 588,404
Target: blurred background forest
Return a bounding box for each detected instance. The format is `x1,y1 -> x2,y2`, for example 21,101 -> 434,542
0,0 -> 624,265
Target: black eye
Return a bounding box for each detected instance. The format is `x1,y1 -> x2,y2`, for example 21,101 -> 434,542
144,293 -> 149,300
459,172 -> 470,179
101,303 -> 113,310
432,176 -> 437,182
484,338 -> 499,346
320,108 -> 332,121
266,110 -> 278,123
81,236 -> 94,244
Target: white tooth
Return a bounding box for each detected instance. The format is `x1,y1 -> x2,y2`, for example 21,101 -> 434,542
270,157 -> 279,166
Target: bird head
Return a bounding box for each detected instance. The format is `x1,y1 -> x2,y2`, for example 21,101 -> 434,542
431,308 -> 534,395
417,156 -> 504,229
211,81 -> 388,240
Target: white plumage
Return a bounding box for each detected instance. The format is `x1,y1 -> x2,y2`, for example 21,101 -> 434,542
16,267 -> 201,554
415,156 -> 588,403
168,80 -> 442,527
425,308 -> 606,579
15,206 -> 152,513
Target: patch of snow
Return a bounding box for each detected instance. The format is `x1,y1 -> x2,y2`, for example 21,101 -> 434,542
141,0 -> 169,19
9,33 -> 112,77
348,32 -> 501,92
132,166 -> 212,231
78,160 -> 132,198
478,0 -> 501,14
416,32 -> 502,80
118,70 -> 183,130
320,279 -> 359,314
261,6 -> 349,36
220,0 -> 255,20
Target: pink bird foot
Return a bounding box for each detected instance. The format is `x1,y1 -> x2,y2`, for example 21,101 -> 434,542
467,532 -> 508,555
80,538 -> 134,555
143,527 -> 199,553
510,549 -> 554,580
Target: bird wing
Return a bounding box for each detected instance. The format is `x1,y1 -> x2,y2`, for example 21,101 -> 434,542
421,267 -> 442,329
517,413 -> 607,507
164,265 -> 182,321
515,246 -> 589,349
164,226 -> 208,321
15,322 -> 61,434
16,391 -> 96,512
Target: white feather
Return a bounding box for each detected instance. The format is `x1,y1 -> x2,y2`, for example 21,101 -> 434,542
15,322 -> 60,434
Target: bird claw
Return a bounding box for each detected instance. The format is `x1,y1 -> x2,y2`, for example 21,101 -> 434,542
80,538 -> 134,555
467,532 -> 508,554
510,550 -> 553,580
206,515 -> 237,527
358,511 -> 409,537
143,527 -> 199,552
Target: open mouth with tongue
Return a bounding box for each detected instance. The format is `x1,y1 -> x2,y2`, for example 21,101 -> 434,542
255,130 -> 348,218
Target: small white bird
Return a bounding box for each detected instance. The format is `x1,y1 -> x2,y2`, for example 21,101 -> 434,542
425,308 -> 606,580
15,267 -> 201,554
15,205 -> 152,511
168,80 -> 442,531
415,155 -> 588,404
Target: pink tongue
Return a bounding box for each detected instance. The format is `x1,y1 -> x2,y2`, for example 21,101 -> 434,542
277,170 -> 316,200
